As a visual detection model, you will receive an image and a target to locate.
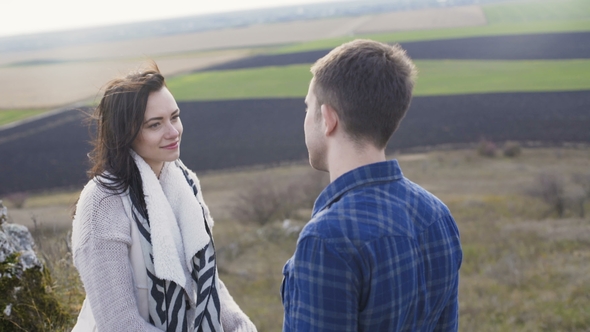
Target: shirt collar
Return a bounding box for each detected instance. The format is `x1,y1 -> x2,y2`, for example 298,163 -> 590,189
313,159 -> 404,216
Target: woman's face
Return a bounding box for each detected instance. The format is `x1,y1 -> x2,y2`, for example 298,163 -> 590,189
131,87 -> 183,176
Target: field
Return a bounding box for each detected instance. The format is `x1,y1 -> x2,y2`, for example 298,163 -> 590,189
208,31 -> 590,73
352,5 -> 487,33
275,0 -> 590,53
5,147 -> 590,331
0,109 -> 46,127
0,4 -> 487,110
1,90 -> 589,196
1,0 -> 589,110
169,58 -> 590,101
168,31 -> 590,100
0,50 -> 251,109
168,65 -> 312,100
2,1 -> 590,330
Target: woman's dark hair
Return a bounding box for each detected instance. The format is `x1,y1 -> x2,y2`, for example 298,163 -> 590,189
87,61 -> 165,213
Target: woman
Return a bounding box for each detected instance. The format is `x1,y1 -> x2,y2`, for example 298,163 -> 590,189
71,62 -> 256,331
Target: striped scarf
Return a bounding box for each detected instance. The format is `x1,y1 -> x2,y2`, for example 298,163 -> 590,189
129,151 -> 223,331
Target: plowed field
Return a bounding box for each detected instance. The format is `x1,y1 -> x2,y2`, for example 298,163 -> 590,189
204,32 -> 590,71
1,91 -> 589,195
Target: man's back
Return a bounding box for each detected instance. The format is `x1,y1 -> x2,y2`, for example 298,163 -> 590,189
282,160 -> 462,331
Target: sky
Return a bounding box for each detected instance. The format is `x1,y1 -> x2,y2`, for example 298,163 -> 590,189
0,0 -> 343,38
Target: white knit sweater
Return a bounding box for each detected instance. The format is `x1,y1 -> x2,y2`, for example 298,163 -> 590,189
72,162 -> 256,331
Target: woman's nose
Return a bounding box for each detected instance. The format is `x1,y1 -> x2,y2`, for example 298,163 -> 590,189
165,122 -> 179,138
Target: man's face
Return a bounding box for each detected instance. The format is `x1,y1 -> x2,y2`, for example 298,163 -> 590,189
304,80 -> 328,171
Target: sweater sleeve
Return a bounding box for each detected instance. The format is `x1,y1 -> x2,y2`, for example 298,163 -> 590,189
218,278 -> 257,332
72,184 -> 161,332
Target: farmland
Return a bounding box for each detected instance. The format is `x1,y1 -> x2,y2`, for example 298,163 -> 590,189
1,91 -> 589,196
1,0 -> 589,195
1,0 -> 589,109
207,31 -> 590,72
276,0 -> 590,53
0,109 -> 46,127
0,50 -> 251,109
1,12 -> 590,194
1,1 -> 590,331
168,58 -> 590,101
0,4 -> 488,109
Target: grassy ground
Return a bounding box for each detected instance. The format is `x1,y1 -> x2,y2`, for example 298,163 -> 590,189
0,109 -> 46,127
167,64 -> 312,101
6,146 -> 590,331
168,60 -> 590,101
414,59 -> 590,96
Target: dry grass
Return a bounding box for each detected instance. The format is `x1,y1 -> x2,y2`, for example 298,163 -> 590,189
27,221 -> 84,330
7,146 -> 590,331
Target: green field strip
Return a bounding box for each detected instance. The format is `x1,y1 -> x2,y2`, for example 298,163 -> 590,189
168,60 -> 590,101
168,65 -> 312,101
414,59 -> 590,96
272,0 -> 590,54
0,109 -> 46,127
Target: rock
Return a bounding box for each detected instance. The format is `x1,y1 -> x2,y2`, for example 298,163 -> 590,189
0,200 -> 70,330
0,203 -> 6,225
2,223 -> 41,272
0,201 -> 42,275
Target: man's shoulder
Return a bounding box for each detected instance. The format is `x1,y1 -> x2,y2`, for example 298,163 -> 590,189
301,177 -> 452,242
398,177 -> 453,227
299,194 -> 395,249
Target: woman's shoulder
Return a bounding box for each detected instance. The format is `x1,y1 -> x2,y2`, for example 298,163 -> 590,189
78,176 -> 126,203
74,177 -> 129,230
72,177 -> 132,250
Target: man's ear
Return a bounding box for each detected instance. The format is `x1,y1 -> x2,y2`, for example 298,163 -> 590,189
320,104 -> 338,136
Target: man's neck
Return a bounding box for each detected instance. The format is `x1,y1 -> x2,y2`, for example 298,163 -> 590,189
326,141 -> 386,182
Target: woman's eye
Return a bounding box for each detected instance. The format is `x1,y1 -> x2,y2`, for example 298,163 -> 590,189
148,122 -> 160,128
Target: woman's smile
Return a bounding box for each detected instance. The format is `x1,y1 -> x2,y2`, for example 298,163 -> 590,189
162,141 -> 180,149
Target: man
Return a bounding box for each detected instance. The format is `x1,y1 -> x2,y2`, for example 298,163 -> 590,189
281,39 -> 462,331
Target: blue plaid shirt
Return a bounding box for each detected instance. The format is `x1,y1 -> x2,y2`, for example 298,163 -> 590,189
281,160 -> 462,331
